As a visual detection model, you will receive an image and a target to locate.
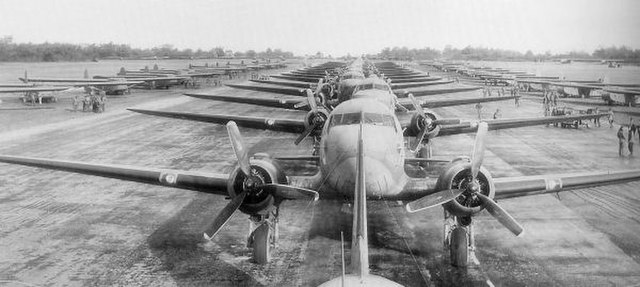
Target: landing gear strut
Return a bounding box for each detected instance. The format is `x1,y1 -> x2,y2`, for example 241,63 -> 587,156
247,207 -> 279,264
443,210 -> 475,267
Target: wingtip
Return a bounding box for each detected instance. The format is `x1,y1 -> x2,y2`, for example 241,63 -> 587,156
203,233 -> 214,241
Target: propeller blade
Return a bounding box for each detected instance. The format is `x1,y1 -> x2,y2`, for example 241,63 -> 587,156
405,189 -> 464,213
411,126 -> 429,151
265,184 -> 319,201
471,122 -> 489,180
203,191 -> 247,240
477,193 -> 524,237
305,89 -> 318,112
294,124 -> 316,145
408,93 -> 425,116
314,79 -> 323,96
226,121 -> 251,176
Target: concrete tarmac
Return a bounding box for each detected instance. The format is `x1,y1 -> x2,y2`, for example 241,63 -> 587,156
0,79 -> 640,286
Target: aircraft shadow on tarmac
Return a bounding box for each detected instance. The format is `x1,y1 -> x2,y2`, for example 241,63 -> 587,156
146,192 -> 261,286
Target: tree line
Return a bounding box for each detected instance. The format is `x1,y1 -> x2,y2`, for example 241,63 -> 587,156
373,45 -> 640,62
0,36 -> 294,62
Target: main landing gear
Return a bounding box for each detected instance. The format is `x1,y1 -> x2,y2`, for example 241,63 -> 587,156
247,207 -> 279,264
443,210 -> 475,267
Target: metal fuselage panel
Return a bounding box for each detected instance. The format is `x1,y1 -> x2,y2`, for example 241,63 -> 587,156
318,99 -> 406,198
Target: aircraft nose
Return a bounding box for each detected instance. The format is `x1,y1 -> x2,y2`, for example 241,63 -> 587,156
329,156 -> 397,197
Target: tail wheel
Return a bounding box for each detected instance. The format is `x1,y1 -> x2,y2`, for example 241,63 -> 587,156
252,223 -> 272,264
450,227 -> 468,267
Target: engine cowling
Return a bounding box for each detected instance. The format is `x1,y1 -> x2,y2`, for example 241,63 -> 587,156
409,111 -> 440,137
437,158 -> 495,217
227,153 -> 288,215
304,109 -> 329,135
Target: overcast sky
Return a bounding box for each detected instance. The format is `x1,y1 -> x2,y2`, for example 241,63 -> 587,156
1,0 -> 639,56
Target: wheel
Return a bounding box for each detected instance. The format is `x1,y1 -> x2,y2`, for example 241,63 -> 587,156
252,223 -> 271,264
450,227 -> 468,267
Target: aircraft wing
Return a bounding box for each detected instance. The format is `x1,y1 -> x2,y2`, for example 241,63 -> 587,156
391,80 -> 454,89
0,155 -> 229,196
493,170 -> 640,200
400,113 -> 606,137
183,93 -> 308,110
250,79 -> 311,88
225,83 -> 306,96
0,87 -> 70,93
435,113 -> 605,136
128,108 -> 306,134
398,95 -> 519,109
394,86 -> 482,97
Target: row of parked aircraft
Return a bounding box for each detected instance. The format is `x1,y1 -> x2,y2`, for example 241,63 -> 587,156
0,61 -> 288,103
1,58 -> 639,286
426,61 -> 640,106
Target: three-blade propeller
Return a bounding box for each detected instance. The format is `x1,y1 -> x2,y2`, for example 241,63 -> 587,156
203,121 -> 319,240
406,122 -> 524,237
408,93 -> 442,151
294,89 -> 326,145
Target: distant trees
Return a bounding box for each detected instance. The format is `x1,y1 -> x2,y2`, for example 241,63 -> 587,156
593,46 -> 640,61
0,36 -> 295,62
375,45 -> 640,62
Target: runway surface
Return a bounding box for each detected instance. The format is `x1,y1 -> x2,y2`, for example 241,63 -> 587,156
1,75 -> 640,286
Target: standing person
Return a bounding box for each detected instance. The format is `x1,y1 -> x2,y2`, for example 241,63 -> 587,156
475,102 -> 483,120
493,108 -> 502,119
608,108 -> 615,128
618,126 -> 626,157
593,107 -> 601,127
100,92 -> 107,112
72,95 -> 80,112
629,127 -> 635,156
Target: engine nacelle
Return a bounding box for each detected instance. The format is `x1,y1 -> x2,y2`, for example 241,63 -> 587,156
227,154 -> 288,216
304,109 -> 330,134
409,111 -> 440,136
437,158 -> 495,217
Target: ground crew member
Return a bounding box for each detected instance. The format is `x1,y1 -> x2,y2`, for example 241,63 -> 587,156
72,95 -> 80,112
608,108 -> 615,128
629,127 -> 635,156
618,127 -> 626,156
475,103 -> 483,120
100,92 -> 107,112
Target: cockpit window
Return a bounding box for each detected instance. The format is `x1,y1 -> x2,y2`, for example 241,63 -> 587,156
354,83 -> 390,93
329,112 -> 396,130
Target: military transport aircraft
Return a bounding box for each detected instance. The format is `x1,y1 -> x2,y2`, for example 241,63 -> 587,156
20,71 -> 143,95
0,86 -> 71,104
2,92 -> 640,286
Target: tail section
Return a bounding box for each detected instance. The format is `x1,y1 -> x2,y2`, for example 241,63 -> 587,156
351,122 -> 369,276
84,69 -> 89,79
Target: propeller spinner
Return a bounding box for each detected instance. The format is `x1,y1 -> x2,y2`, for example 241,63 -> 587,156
202,122 -> 319,240
406,122 -> 524,237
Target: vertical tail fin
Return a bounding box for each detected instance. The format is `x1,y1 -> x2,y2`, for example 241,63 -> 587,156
23,70 -> 28,83
84,69 -> 89,79
351,121 -> 369,277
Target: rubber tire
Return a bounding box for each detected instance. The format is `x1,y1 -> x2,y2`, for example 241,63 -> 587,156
450,227 -> 468,267
252,223 -> 271,264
